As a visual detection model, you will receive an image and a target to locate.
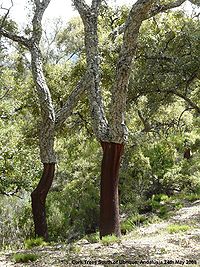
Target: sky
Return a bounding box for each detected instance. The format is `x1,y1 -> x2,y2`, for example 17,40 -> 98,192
1,0 -> 134,25
0,0 -> 197,27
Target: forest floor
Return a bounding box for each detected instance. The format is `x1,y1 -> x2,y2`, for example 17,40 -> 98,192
0,200 -> 200,267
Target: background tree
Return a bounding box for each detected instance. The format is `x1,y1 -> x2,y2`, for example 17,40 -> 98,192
119,9 -> 200,212
129,10 -> 200,114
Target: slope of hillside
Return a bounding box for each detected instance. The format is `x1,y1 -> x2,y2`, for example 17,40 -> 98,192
0,200 -> 200,267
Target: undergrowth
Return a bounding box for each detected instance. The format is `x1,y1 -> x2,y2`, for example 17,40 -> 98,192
13,253 -> 38,263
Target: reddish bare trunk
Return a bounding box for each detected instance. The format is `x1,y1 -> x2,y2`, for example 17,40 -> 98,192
31,163 -> 55,241
184,148 -> 191,159
100,142 -> 124,238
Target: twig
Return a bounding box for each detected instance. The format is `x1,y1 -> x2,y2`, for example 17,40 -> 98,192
0,0 -> 13,31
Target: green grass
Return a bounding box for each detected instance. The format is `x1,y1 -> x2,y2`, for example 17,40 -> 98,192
121,214 -> 147,234
167,224 -> 191,234
145,193 -> 200,220
101,235 -> 120,246
69,244 -> 81,253
85,232 -> 100,243
24,237 -> 47,249
13,253 -> 38,263
184,193 -> 200,202
169,193 -> 200,203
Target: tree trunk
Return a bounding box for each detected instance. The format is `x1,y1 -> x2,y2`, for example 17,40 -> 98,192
184,148 -> 191,159
99,141 -> 124,238
31,163 -> 55,241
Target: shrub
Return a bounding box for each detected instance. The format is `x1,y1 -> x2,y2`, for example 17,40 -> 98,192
0,194 -> 34,249
184,193 -> 200,202
13,253 -> 38,263
45,140 -> 101,241
121,219 -> 135,234
85,232 -> 100,243
145,194 -> 173,219
167,224 -> 191,234
101,235 -> 120,246
120,149 -> 152,214
24,237 -> 47,249
121,214 -> 147,234
46,177 -> 100,241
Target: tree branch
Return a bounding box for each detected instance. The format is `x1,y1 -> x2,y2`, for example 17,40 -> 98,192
172,90 -> 200,113
177,107 -> 194,128
0,29 -> 30,47
155,85 -> 200,114
74,0 -> 109,141
0,86 -> 11,100
148,0 -> 186,18
137,110 -> 152,132
189,0 -> 200,6
55,73 -> 89,128
32,0 -> 51,42
0,0 -> 13,30
91,0 -> 102,11
73,0 -> 90,16
109,0 -> 188,40
109,0 -> 154,143
75,111 -> 93,137
0,186 -> 22,198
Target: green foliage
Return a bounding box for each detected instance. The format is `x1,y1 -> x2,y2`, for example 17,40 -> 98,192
145,192 -> 200,221
133,11 -> 200,101
120,147 -> 152,214
46,137 -> 101,241
85,232 -> 100,243
147,193 -> 188,218
145,142 -> 174,179
13,253 -> 38,263
69,244 -> 81,253
24,237 -> 47,249
184,193 -> 200,202
101,235 -> 120,246
56,17 -> 84,59
167,224 -> 191,234
121,118 -> 200,213
121,214 -> 147,233
46,176 -> 99,241
0,18 -> 18,33
121,219 -> 135,234
1,6 -> 200,248
0,195 -> 34,249
0,65 -> 41,196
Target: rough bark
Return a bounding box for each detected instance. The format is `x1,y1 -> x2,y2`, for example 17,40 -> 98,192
100,142 -> 124,238
30,45 -> 56,163
110,0 -> 154,143
110,0 -> 190,41
73,0 -> 109,141
31,163 -> 55,240
148,0 -> 186,18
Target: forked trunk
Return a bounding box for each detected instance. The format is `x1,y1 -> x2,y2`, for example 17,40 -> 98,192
31,163 -> 55,241
100,141 -> 124,238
